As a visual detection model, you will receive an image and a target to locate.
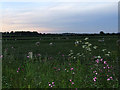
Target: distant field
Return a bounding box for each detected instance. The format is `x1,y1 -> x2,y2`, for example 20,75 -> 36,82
2,35 -> 120,88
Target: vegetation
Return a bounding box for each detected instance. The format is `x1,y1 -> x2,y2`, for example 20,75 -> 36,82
2,34 -> 120,88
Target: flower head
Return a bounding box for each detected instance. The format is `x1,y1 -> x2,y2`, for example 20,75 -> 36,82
72,82 -> 74,85
104,61 -> 107,64
52,82 -> 54,84
70,68 -> 74,70
18,68 -> 20,70
100,59 -> 103,61
107,78 -> 110,81
49,84 -> 51,86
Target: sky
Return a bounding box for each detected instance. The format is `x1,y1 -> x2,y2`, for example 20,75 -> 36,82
0,0 -> 119,33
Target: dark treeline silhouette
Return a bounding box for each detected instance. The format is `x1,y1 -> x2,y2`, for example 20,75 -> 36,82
2,31 -> 120,38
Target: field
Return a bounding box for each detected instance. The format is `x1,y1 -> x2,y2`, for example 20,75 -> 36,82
2,35 -> 120,88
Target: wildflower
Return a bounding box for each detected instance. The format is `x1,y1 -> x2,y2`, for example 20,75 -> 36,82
107,78 -> 110,81
85,42 -> 89,44
87,48 -> 91,51
17,71 -> 19,73
105,54 -> 109,56
93,46 -> 97,49
18,68 -> 20,70
74,57 -> 76,59
95,59 -> 99,63
58,68 -> 60,71
84,37 -> 88,40
48,82 -> 55,87
75,41 -> 79,45
97,56 -> 101,58
104,61 -> 107,64
52,82 -> 54,84
103,67 -> 106,69
102,49 -> 106,52
93,77 -> 97,82
27,56 -> 29,58
93,79 -> 96,82
49,42 -> 53,46
0,55 -> 3,58
72,72 -> 75,74
88,43 -> 92,46
108,51 -> 111,54
72,82 -> 74,85
110,77 -> 113,80
96,73 -> 98,75
70,79 -> 72,82
110,77 -> 112,79
93,71 -> 96,73
28,52 -> 33,59
49,84 -> 51,86
70,68 -> 74,70
82,45 -> 86,48
100,59 -> 103,61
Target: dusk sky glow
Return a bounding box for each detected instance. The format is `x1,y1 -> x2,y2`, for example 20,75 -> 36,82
0,0 -> 118,33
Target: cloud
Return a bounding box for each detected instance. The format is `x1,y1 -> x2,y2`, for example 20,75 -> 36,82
1,2 -> 118,33
0,0 -> 119,2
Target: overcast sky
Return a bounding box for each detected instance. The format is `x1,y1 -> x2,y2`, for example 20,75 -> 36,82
0,0 -> 118,33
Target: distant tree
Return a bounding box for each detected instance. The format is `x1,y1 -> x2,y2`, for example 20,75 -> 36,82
100,31 -> 105,35
10,31 -> 14,34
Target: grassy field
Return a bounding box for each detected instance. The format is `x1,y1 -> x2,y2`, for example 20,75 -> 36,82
2,35 -> 120,88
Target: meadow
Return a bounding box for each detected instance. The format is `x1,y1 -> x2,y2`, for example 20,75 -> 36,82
2,35 -> 120,88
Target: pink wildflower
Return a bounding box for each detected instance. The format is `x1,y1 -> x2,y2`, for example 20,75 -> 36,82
52,82 -> 54,84
104,61 -> 107,64
49,84 -> 51,86
72,82 -> 74,84
107,78 -> 110,81
95,59 -> 99,63
93,71 -> 96,73
100,59 -> 103,61
70,68 -> 74,70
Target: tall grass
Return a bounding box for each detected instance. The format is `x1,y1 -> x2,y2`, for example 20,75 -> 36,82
2,36 -> 119,88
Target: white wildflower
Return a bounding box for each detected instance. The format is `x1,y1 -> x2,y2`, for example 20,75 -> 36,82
84,37 -> 88,40
93,46 -> 97,49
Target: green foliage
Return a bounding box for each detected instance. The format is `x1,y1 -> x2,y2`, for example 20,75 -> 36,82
2,35 -> 119,88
